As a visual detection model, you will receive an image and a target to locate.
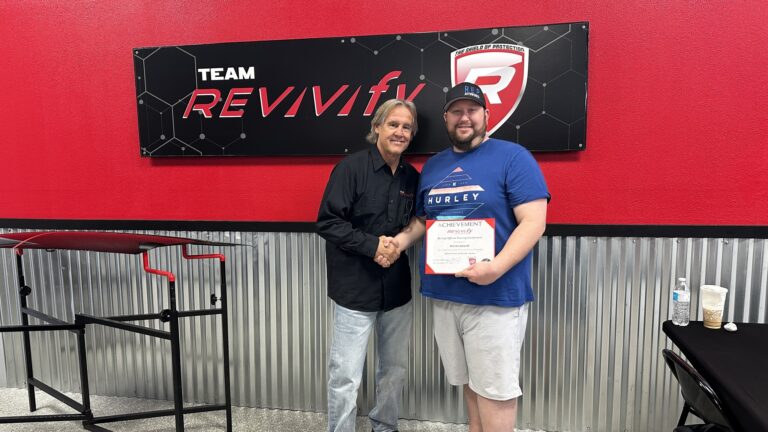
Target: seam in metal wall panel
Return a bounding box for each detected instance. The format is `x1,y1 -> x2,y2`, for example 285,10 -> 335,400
0,248 -> 8,389
1,229 -> 766,431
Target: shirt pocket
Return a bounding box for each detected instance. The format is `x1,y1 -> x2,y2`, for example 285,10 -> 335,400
396,195 -> 415,227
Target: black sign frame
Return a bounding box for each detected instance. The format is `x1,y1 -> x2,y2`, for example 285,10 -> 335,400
134,22 -> 588,157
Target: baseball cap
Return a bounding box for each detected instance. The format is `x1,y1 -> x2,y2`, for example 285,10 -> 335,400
444,82 -> 486,111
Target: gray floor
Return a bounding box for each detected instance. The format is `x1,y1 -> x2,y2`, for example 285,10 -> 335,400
0,387 -> 469,432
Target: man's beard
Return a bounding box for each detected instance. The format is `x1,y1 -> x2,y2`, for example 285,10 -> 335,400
449,122 -> 487,151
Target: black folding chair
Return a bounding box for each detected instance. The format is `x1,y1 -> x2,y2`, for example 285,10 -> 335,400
662,349 -> 733,432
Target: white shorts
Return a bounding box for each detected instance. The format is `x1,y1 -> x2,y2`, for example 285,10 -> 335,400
432,299 -> 529,401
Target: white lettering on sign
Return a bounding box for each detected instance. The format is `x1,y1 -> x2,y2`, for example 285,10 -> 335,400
198,67 -> 256,81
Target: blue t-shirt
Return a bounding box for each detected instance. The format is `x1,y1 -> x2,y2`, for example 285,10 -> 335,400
415,138 -> 549,307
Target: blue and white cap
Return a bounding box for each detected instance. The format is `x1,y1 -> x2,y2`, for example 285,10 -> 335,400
444,82 -> 486,111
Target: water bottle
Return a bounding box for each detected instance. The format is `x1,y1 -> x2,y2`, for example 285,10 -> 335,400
672,277 -> 690,326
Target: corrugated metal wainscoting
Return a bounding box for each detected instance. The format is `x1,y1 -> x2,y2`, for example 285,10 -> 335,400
1,229 -> 766,432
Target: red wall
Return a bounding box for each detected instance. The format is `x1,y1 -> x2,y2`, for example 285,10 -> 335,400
1,1 -> 766,225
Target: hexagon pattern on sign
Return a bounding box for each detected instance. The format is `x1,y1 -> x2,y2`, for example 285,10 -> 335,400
134,22 -> 588,156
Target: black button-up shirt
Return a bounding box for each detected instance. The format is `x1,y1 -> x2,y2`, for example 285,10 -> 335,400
316,145 -> 419,312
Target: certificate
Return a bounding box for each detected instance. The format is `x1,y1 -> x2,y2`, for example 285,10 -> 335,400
425,218 -> 495,274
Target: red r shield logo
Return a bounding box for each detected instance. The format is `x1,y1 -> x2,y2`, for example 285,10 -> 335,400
451,44 -> 529,135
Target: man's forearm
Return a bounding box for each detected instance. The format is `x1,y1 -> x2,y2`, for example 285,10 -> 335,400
453,199 -> 547,285
392,216 -> 426,252
490,199 -> 547,275
316,218 -> 378,257
491,217 -> 546,275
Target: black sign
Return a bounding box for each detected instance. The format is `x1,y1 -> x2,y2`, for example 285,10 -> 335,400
134,22 -> 588,157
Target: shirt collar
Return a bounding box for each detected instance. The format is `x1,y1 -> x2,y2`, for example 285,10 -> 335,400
369,144 -> 397,173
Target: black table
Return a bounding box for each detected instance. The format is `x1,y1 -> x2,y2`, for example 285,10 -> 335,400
663,320 -> 768,432
0,231 -> 237,431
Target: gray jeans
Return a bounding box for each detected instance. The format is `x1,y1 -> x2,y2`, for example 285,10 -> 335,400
327,301 -> 412,432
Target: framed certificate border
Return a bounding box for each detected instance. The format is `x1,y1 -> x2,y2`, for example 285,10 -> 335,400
425,218 -> 496,275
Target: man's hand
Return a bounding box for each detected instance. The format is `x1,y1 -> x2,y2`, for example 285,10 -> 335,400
374,236 -> 400,268
455,260 -> 501,285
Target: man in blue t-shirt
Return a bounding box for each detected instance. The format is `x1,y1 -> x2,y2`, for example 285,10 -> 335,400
380,82 -> 549,431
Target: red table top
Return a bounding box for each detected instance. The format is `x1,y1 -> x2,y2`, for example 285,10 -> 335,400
0,231 -> 238,254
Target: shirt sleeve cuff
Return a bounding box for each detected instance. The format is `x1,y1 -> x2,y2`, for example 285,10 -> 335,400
362,234 -> 379,258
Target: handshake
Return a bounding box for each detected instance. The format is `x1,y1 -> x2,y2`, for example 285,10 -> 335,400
374,236 -> 401,268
